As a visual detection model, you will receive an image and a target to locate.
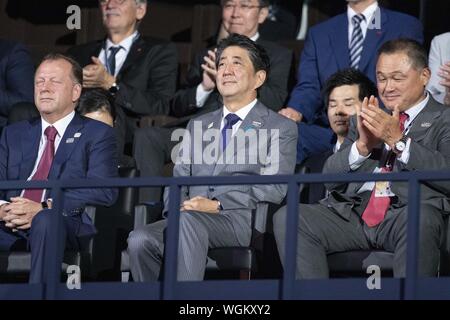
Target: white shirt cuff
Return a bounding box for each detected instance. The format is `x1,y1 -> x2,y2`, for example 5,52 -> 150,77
349,142 -> 371,170
0,200 -> 9,206
196,84 -> 213,108
397,137 -> 412,164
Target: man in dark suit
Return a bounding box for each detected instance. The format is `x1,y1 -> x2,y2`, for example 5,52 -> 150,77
0,54 -> 118,283
134,0 -> 293,202
127,34 -> 298,282
0,39 -> 34,130
278,0 -> 423,164
67,0 -> 178,154
274,39 -> 450,278
302,68 -> 377,204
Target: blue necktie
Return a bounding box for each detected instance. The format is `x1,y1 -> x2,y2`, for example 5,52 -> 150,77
221,113 -> 241,152
107,46 -> 122,76
349,14 -> 365,69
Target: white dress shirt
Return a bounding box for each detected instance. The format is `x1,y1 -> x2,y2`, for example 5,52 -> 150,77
196,33 -> 260,108
98,31 -> 138,77
349,94 -> 429,194
221,99 -> 258,135
347,1 -> 379,45
0,111 -> 75,207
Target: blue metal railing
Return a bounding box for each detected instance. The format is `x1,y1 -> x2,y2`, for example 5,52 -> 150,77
0,170 -> 449,300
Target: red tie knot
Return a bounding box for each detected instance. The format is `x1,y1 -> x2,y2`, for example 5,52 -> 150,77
45,126 -> 58,142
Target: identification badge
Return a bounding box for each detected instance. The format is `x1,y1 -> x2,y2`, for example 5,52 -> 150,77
375,181 -> 395,197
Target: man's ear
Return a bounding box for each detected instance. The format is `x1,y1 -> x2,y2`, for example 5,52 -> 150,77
136,2 -> 147,21
253,70 -> 267,90
420,67 -> 431,88
72,83 -> 82,102
258,6 -> 269,24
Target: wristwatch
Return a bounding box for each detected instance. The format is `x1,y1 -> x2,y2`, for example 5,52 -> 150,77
109,82 -> 120,94
393,135 -> 408,154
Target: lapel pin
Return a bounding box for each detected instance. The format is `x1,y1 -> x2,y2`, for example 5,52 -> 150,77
207,122 -> 214,129
252,121 -> 262,127
74,132 -> 82,138
66,138 -> 75,144
421,122 -> 431,128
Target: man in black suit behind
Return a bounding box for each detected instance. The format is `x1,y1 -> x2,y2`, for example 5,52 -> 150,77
67,0 -> 178,154
302,68 -> 377,204
134,0 -> 294,202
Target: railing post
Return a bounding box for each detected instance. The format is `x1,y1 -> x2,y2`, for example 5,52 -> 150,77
281,179 -> 299,300
162,182 -> 181,300
404,177 -> 421,300
44,182 -> 64,300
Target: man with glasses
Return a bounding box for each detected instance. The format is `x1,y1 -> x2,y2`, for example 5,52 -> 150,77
68,0 -> 178,157
134,0 -> 294,203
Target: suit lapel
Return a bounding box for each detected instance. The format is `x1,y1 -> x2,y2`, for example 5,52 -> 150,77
406,98 -> 442,142
358,7 -> 387,72
199,109 -> 221,176
329,14 -> 350,70
19,119 -> 41,179
212,102 -> 268,176
117,37 -> 146,79
48,114 -> 85,179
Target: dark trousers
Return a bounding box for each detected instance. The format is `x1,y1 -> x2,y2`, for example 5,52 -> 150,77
273,202 -> 445,278
133,126 -> 178,202
0,209 -> 86,283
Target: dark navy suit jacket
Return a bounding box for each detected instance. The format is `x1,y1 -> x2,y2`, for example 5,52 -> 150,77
0,40 -> 34,128
0,113 -> 118,235
287,7 -> 423,163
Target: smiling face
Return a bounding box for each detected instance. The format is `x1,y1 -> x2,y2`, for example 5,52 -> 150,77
221,0 -> 268,38
100,0 -> 146,37
216,45 -> 266,110
376,52 -> 430,112
327,85 -> 359,139
34,59 -> 82,123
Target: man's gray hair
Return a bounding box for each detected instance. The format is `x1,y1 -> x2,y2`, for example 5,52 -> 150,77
135,0 -> 147,4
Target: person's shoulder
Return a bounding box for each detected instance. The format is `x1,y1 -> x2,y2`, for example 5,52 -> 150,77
381,7 -> 421,25
0,39 -> 27,57
68,39 -> 102,53
261,104 -> 298,133
2,117 -> 38,135
309,12 -> 347,34
431,32 -> 450,45
80,115 -> 115,135
139,36 -> 176,50
257,39 -> 291,55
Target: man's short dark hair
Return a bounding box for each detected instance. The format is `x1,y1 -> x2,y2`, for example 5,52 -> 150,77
215,33 -> 270,75
221,0 -> 270,7
377,38 -> 428,70
77,88 -> 116,121
322,68 -> 378,107
40,53 -> 83,85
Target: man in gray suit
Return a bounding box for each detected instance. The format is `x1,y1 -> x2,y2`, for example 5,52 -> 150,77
273,38 -> 450,279
127,34 -> 298,281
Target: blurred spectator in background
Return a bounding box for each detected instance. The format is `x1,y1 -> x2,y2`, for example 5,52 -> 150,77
278,0 -> 423,164
427,32 -> 450,105
0,39 -> 34,131
67,0 -> 178,157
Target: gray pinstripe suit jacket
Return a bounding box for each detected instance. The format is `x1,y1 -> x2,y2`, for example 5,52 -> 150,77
164,101 -> 298,244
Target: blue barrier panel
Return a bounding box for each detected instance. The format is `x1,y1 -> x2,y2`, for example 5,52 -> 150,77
0,170 -> 449,299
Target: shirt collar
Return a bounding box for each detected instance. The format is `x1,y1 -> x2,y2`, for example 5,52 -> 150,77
223,99 -> 258,122
41,111 -> 75,139
250,32 -> 259,42
347,1 -> 378,24
106,30 -> 138,53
